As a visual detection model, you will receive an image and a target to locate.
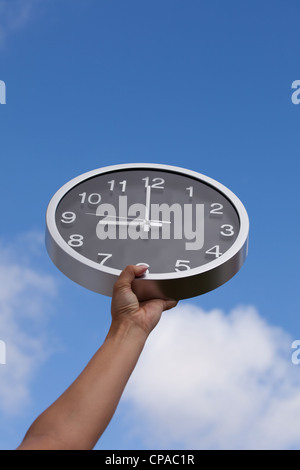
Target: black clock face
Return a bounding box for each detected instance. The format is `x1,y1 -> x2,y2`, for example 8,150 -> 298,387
54,168 -> 240,275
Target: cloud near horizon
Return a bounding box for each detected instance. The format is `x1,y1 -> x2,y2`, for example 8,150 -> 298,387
0,235 -> 58,415
124,303 -> 300,450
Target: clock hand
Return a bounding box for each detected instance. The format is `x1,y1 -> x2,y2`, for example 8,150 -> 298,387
86,213 -> 137,220
87,212 -> 170,227
95,215 -> 164,228
144,185 -> 152,232
143,186 -> 172,229
97,219 -> 165,228
98,220 -> 140,226
149,219 -> 171,225
87,212 -> 144,228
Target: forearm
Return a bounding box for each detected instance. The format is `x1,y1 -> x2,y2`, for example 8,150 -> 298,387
18,320 -> 148,450
17,265 -> 177,451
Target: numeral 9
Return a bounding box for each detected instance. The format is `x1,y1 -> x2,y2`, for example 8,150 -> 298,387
61,212 -> 76,223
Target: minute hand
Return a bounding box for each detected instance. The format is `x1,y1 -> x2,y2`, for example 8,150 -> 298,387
144,185 -> 151,228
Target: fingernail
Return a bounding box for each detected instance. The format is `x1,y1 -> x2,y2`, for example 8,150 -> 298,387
135,264 -> 148,276
136,264 -> 148,270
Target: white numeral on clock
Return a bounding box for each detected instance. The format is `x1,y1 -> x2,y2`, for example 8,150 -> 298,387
68,234 -> 84,247
142,177 -> 165,189
205,245 -> 222,258
175,260 -> 191,271
107,180 -> 127,192
98,253 -> 112,265
79,192 -> 102,205
61,212 -> 76,223
220,224 -> 234,236
186,186 -> 193,198
210,203 -> 223,215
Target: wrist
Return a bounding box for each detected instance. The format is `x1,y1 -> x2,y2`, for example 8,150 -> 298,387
106,318 -> 149,348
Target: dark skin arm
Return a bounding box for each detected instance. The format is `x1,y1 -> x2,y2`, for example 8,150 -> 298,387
17,265 -> 177,450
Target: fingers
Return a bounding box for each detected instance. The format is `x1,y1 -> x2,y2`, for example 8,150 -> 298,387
162,299 -> 178,311
113,265 -> 148,292
154,298 -> 178,313
114,266 -> 178,313
141,298 -> 178,323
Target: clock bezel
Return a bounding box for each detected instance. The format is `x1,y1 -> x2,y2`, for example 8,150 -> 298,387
45,163 -> 249,299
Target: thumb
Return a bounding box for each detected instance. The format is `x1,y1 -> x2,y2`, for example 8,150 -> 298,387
160,299 -> 178,312
113,264 -> 148,293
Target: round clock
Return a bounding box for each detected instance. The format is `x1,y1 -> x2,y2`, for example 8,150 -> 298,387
45,163 -> 249,300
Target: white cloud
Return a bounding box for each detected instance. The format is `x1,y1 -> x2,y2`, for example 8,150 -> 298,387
124,304 -> 300,450
0,0 -> 38,47
0,234 -> 58,415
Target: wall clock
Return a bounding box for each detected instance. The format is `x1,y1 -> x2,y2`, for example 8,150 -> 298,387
45,163 -> 249,300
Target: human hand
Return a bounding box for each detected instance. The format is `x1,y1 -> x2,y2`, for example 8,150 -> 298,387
110,265 -> 178,337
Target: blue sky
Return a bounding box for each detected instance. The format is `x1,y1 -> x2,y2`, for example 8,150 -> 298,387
0,0 -> 300,450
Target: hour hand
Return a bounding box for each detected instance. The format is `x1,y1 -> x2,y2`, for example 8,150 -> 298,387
97,215 -> 142,225
87,212 -> 169,228
99,217 -> 167,228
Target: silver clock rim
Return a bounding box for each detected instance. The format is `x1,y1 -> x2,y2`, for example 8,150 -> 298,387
45,163 -> 249,298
